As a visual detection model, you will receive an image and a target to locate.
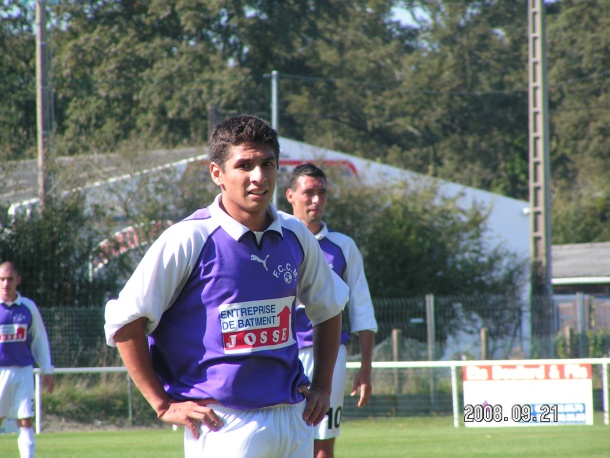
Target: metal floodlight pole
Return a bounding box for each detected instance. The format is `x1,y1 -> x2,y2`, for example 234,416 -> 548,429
270,70 -> 279,207
271,70 -> 279,133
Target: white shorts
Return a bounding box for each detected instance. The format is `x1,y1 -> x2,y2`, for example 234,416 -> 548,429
183,400 -> 313,458
0,366 -> 34,420
299,344 -> 347,440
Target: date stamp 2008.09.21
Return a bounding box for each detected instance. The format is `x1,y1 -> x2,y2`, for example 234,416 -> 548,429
463,403 -> 560,424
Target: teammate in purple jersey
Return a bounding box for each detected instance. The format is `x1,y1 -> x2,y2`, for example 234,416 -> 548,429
0,261 -> 54,458
105,115 -> 349,457
287,163 -> 378,458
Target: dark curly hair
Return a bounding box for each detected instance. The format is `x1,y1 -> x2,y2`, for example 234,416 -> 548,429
208,114 -> 280,169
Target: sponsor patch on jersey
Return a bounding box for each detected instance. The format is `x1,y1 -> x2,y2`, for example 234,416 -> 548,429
0,324 -> 28,342
219,297 -> 295,354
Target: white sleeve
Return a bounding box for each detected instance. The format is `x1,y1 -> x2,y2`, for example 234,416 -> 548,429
342,239 -> 378,334
290,220 -> 349,326
23,299 -> 54,374
104,221 -> 205,346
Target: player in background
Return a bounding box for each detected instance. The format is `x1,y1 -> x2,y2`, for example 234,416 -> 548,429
0,261 -> 54,458
286,163 -> 378,458
105,115 -> 349,458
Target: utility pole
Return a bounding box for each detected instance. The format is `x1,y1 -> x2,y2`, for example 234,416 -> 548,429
528,0 -> 552,294
528,0 -> 553,353
36,0 -> 53,208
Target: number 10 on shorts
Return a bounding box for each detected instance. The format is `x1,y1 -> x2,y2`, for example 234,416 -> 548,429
325,407 -> 342,429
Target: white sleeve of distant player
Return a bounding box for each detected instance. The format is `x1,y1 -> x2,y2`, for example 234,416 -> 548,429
293,222 -> 348,326
344,240 -> 378,334
24,300 -> 54,374
104,222 -> 205,346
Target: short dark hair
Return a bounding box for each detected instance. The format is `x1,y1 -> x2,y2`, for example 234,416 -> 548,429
0,261 -> 19,276
288,163 -> 327,190
208,114 -> 280,169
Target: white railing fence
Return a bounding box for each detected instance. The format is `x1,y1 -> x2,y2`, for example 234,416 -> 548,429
34,358 -> 610,434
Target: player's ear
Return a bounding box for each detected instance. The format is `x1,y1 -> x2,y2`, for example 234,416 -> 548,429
285,187 -> 293,203
210,162 -> 223,187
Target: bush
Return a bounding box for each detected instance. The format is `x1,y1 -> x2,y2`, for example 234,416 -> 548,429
553,328 -> 610,358
43,373 -> 161,427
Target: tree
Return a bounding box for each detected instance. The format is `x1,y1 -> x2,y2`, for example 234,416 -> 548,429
274,1 -> 530,199
3,0 -> 609,247
51,0 -> 252,155
279,1 -> 421,158
545,0 -> 610,244
0,194 -> 125,308
350,180 -> 526,298
0,1 -> 37,160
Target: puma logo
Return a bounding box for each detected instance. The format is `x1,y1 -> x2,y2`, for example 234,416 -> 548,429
250,254 -> 270,271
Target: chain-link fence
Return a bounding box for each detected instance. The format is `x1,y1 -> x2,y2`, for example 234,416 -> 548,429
41,292 -> 610,369
32,293 -> 610,430
41,308 -> 114,368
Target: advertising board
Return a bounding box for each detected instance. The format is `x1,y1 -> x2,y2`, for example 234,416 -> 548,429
462,363 -> 593,427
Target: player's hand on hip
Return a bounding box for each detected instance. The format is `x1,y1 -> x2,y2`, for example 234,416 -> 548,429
298,384 -> 330,426
158,400 -> 223,439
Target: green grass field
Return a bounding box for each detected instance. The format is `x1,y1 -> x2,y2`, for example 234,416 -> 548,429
1,415 -> 610,457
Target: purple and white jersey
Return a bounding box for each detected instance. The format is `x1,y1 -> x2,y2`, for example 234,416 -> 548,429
0,293 -> 53,373
105,195 -> 348,410
295,223 -> 378,349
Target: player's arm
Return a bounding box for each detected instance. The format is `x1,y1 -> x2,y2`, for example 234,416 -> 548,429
26,301 -> 55,393
300,311 -> 342,426
114,317 -> 222,437
292,219 -> 348,425
352,329 -> 375,407
114,318 -> 170,416
342,238 -> 377,407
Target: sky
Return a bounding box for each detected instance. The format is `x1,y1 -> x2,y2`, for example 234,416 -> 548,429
391,6 -> 425,27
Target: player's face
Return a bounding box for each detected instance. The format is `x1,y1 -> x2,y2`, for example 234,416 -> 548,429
286,175 -> 327,233
0,265 -> 21,303
210,142 -> 277,231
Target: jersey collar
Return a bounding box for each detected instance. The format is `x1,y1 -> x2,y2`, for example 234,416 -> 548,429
209,194 -> 283,241
1,291 -> 22,308
314,221 -> 329,241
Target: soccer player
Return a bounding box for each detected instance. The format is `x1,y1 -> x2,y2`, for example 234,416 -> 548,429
286,163 -> 378,458
0,261 -> 54,458
105,114 -> 349,457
